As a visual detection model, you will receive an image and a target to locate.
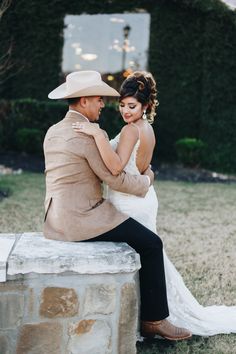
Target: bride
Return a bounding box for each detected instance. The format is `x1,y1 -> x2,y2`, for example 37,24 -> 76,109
73,71 -> 236,336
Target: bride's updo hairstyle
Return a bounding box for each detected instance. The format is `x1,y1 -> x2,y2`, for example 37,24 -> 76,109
119,71 -> 158,123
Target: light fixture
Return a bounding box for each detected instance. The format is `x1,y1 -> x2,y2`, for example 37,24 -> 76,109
123,25 -> 131,39
81,54 -> 98,61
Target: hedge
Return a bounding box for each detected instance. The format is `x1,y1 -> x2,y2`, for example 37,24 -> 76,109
148,1 -> 236,172
0,0 -> 236,172
0,99 -> 123,155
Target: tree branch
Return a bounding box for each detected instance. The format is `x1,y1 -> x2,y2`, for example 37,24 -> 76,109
0,0 -> 12,20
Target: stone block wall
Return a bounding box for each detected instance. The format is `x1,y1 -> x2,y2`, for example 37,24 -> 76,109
0,233 -> 141,354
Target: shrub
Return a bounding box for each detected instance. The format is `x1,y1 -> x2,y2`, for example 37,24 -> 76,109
15,128 -> 44,155
175,138 -> 207,167
0,125 -> 3,152
0,99 -> 122,155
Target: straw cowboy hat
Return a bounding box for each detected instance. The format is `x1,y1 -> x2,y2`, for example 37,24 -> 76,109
48,70 -> 119,99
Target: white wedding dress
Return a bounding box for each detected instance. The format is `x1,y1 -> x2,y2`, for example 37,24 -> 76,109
107,132 -> 236,336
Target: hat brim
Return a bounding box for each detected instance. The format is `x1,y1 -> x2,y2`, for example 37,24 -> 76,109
48,82 -> 119,99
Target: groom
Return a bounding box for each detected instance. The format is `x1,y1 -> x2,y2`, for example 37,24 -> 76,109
43,70 -> 191,340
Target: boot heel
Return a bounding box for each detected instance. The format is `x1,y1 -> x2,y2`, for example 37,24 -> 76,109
141,331 -> 155,338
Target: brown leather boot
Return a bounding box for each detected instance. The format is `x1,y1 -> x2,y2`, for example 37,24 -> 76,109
141,319 -> 192,340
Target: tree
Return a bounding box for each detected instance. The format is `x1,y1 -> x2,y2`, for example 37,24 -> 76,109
0,0 -> 11,19
0,0 -> 19,85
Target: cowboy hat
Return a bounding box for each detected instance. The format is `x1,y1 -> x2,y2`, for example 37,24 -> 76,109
48,71 -> 119,99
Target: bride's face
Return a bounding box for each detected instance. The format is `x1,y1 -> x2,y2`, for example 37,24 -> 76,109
119,96 -> 145,124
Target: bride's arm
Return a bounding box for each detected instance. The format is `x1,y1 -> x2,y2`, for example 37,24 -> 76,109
72,122 -> 139,175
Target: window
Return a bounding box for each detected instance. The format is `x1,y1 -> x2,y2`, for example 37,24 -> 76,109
62,12 -> 150,81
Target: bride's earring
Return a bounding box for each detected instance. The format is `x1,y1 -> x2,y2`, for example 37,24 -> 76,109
142,110 -> 147,120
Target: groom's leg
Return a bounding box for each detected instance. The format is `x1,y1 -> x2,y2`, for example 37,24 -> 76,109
86,218 -> 169,321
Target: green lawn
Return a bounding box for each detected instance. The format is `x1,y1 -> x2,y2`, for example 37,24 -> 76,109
0,173 -> 236,353
0,173 -> 45,233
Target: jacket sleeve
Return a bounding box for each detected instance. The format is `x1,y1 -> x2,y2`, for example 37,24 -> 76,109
71,134 -> 149,197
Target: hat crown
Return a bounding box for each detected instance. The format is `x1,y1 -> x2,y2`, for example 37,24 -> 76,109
66,71 -> 102,92
48,70 -> 119,99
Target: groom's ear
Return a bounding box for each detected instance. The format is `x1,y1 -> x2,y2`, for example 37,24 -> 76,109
79,97 -> 87,108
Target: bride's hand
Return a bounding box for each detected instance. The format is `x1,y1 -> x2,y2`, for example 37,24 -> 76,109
72,122 -> 103,138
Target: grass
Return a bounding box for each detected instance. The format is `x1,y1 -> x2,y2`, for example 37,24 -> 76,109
0,172 -> 45,233
0,173 -> 236,353
138,181 -> 236,354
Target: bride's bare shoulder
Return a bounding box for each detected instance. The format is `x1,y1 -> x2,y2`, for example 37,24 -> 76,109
120,124 -> 139,140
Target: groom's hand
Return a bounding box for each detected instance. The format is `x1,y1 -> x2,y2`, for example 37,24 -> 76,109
143,166 -> 154,186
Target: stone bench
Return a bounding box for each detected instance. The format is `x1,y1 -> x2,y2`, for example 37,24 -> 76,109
0,232 -> 141,354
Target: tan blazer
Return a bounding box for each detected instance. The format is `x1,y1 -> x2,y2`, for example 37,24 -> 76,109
43,111 -> 150,241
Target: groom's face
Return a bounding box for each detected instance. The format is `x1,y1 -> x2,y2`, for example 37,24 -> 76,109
84,96 -> 105,122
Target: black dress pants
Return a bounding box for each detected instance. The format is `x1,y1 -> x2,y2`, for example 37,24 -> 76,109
85,218 -> 169,321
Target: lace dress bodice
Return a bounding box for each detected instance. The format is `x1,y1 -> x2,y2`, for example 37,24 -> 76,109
107,132 -> 158,232
110,132 -> 140,175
